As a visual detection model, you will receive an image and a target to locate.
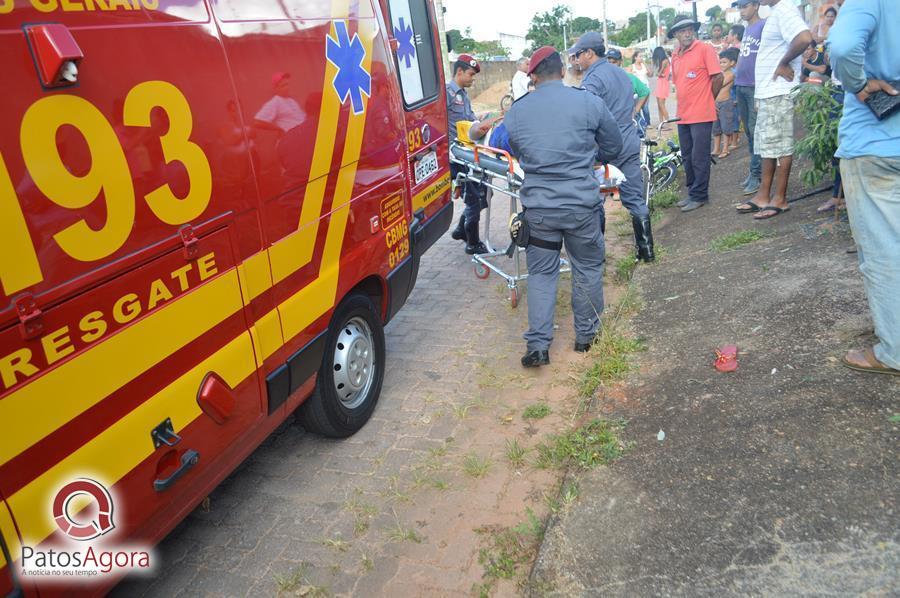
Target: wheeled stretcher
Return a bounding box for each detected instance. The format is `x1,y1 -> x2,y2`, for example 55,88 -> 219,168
449,139 -> 622,307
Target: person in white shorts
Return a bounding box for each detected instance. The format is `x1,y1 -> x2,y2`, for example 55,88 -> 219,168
737,0 -> 812,220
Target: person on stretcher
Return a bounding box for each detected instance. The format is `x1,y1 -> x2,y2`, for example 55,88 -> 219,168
455,120 -> 626,191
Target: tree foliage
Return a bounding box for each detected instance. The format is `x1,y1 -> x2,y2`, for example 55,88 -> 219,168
570,16 -> 601,38
525,4 -> 572,51
705,5 -> 724,21
794,82 -> 843,187
446,28 -> 509,59
609,11 -> 657,47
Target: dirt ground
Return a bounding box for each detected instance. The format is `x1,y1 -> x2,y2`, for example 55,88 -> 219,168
531,141 -> 899,595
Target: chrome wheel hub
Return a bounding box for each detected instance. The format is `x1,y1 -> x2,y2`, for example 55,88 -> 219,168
331,316 -> 375,409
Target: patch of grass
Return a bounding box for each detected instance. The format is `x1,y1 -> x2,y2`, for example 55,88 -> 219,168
451,402 -> 474,420
709,230 -> 766,252
522,403 -> 551,420
343,494 -> 378,536
614,256 -> 638,283
379,476 -> 412,504
386,524 -> 423,544
579,331 -> 644,398
561,480 -> 580,506
890,414 -> 900,424
475,509 -> 545,592
651,186 -> 680,210
533,418 -> 630,470
360,553 -> 374,573
462,453 -> 492,478
317,536 -> 350,553
505,438 -> 528,468
274,564 -> 330,597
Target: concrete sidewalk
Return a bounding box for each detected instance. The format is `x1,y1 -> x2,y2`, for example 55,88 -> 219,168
532,148 -> 899,595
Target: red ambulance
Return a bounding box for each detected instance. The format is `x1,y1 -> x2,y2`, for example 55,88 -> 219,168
0,0 -> 451,593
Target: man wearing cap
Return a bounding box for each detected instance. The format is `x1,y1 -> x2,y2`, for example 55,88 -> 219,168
447,54 -> 501,255
504,47 -> 622,368
570,32 -> 655,263
669,18 -> 724,212
732,0 -> 765,196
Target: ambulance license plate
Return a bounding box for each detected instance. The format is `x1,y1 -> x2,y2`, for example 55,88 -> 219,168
414,151 -> 439,185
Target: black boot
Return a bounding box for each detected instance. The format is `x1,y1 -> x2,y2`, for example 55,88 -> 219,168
450,214 -> 466,241
632,215 -> 656,262
521,350 -> 550,368
464,217 -> 487,255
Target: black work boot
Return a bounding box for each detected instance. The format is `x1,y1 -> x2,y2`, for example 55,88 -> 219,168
632,215 -> 656,263
521,350 -> 550,368
464,217 -> 487,255
450,214 -> 466,241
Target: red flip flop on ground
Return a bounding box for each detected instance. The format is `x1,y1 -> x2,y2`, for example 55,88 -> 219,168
714,345 -> 739,372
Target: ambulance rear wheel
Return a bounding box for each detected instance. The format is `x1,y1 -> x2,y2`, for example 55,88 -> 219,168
297,293 -> 385,438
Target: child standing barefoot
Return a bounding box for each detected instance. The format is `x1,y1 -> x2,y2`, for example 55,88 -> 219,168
713,48 -> 738,158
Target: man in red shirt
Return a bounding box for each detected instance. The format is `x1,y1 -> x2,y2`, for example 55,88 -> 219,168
670,18 -> 724,212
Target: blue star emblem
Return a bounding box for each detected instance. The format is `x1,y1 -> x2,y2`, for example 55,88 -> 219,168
394,17 -> 416,68
326,20 -> 371,115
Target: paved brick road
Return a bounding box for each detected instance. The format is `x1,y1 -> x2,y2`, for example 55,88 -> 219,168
112,195 -> 635,597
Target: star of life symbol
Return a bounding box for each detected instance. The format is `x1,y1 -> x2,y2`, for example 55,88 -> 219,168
326,20 -> 372,115
394,17 -> 416,68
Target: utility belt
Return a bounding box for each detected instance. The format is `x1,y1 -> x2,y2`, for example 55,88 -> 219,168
506,210 -> 563,257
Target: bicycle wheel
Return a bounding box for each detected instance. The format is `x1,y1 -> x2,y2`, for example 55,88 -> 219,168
651,162 -> 677,195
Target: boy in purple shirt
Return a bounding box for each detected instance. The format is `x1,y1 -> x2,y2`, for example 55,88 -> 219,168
732,0 -> 765,195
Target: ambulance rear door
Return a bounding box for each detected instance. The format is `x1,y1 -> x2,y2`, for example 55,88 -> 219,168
383,0 -> 452,233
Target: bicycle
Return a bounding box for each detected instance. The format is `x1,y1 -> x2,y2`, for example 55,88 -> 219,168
640,117 -> 682,204
499,82 -> 514,112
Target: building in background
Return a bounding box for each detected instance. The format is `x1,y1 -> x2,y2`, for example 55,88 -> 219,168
498,32 -> 528,60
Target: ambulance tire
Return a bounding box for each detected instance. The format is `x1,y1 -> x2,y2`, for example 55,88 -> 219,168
298,293 -> 386,438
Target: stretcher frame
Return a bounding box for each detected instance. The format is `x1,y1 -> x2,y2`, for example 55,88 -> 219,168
450,142 -> 617,308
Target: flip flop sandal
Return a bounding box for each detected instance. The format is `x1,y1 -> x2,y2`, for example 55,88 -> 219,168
754,206 -> 790,220
736,201 -> 763,213
714,344 -> 738,373
841,348 -> 900,376
718,152 -> 730,159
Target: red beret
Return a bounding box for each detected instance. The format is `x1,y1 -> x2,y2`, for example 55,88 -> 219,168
527,46 -> 558,75
456,54 -> 480,73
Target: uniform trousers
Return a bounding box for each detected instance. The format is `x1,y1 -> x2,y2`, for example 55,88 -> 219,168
523,208 -> 605,351
611,151 -> 648,218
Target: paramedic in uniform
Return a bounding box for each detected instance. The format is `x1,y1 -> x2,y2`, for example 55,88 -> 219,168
504,47 -> 623,368
569,32 -> 655,263
446,54 -> 501,255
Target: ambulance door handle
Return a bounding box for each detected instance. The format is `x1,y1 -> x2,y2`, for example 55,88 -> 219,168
153,449 -> 200,492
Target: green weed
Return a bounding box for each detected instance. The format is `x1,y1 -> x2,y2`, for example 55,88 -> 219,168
614,256 -> 638,283
709,230 -> 766,252
505,438 -> 528,468
522,403 -> 551,420
651,186 -> 680,210
475,509 -> 545,592
462,453 -> 492,478
533,418 -> 630,470
386,524 -> 423,544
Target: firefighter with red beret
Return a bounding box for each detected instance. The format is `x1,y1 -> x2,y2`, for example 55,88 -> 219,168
503,47 -> 623,367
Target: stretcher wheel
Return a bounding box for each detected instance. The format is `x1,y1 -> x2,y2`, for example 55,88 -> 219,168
474,262 -> 490,279
509,287 -> 518,308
